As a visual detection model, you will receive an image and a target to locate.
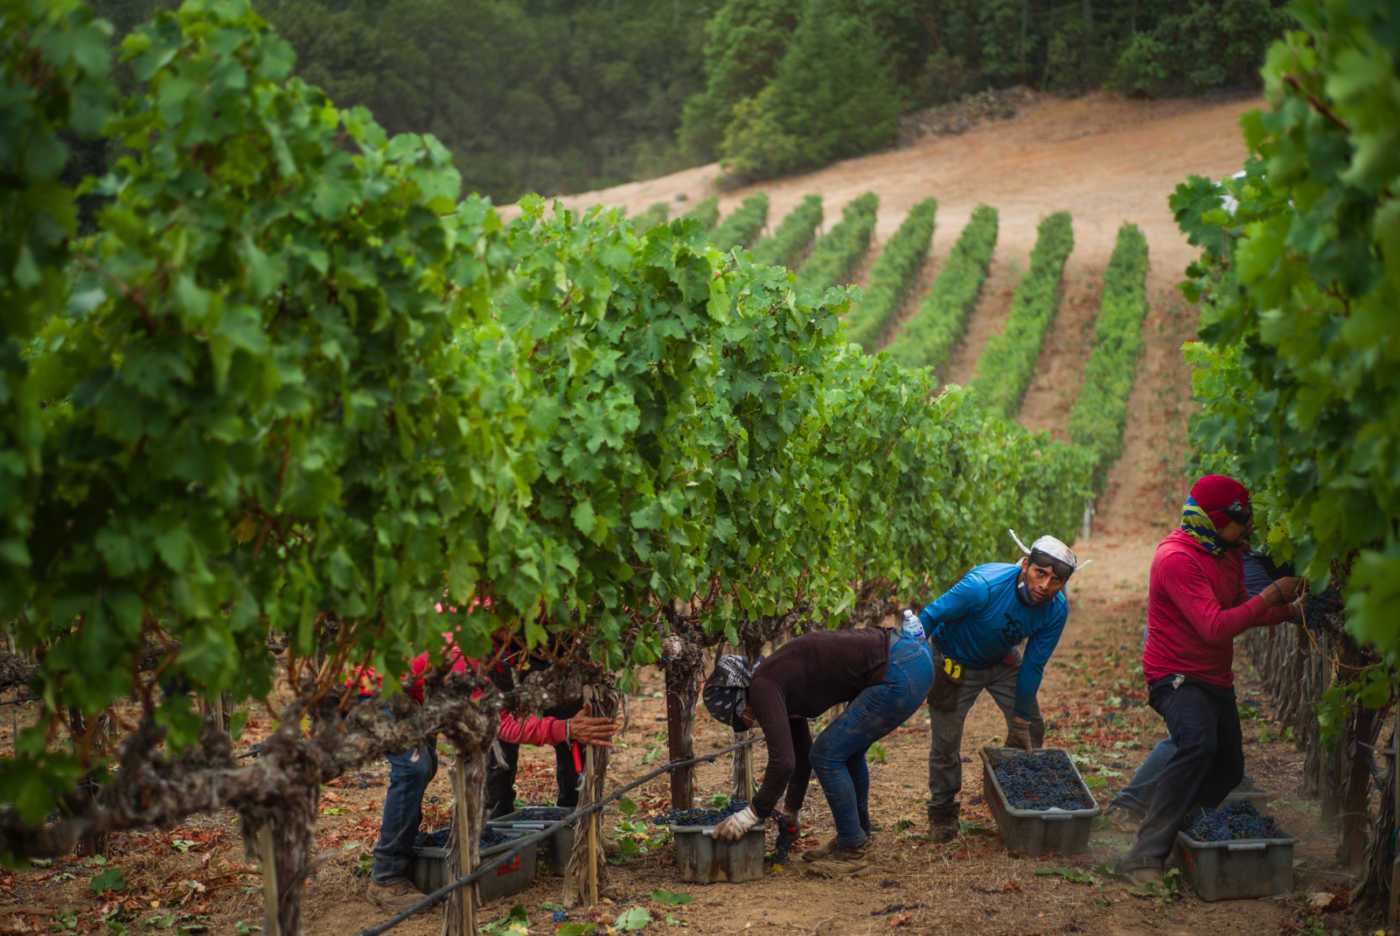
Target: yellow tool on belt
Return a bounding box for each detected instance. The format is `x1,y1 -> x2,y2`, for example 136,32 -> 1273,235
942,656 -> 962,680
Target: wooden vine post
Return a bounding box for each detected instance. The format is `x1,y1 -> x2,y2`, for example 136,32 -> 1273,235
445,747 -> 487,936
256,825 -> 282,936
564,685 -> 617,907
662,634 -> 700,811
1391,705 -> 1400,926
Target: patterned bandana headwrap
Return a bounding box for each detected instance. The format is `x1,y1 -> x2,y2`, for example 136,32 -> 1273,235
1008,530 -> 1085,580
1180,495 -> 1225,556
703,655 -> 760,732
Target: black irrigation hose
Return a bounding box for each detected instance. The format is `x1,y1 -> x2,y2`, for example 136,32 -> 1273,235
356,735 -> 763,936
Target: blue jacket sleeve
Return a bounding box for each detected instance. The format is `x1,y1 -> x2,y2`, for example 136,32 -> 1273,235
918,571 -> 988,642
1014,603 -> 1067,718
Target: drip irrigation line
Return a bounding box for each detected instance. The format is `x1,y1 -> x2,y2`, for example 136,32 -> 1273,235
356,734 -> 763,936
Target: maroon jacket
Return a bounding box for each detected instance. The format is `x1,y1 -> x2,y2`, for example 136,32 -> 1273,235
1142,530 -> 1293,687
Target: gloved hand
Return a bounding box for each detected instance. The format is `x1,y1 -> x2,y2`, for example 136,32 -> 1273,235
714,805 -> 759,842
1004,715 -> 1033,751
773,810 -> 800,860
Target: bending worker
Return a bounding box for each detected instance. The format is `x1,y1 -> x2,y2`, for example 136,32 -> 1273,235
702,615 -> 932,868
917,532 -> 1078,843
1113,475 -> 1300,882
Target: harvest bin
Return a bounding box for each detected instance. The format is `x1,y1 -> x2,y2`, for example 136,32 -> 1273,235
490,806 -> 575,874
409,828 -> 539,902
668,825 -> 765,883
980,746 -> 1100,856
1173,830 -> 1296,901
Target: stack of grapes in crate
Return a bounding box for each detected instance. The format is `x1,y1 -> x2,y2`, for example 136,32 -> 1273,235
653,801 -> 765,884
491,805 -> 576,875
980,747 -> 1099,856
409,826 -> 539,902
1175,801 -> 1295,901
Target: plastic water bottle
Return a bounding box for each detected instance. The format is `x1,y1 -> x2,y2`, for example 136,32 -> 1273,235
901,609 -> 925,639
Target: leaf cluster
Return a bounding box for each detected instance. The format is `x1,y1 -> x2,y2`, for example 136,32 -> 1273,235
749,194 -> 822,269
0,0 -> 1097,829
1172,0 -> 1400,664
795,192 -> 879,297
708,193 -> 769,252
845,198 -> 937,352
884,205 -> 999,374
1066,223 -> 1149,491
969,211 -> 1074,416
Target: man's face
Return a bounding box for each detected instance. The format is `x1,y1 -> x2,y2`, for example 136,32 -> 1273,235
1218,518 -> 1251,547
1019,558 -> 1067,605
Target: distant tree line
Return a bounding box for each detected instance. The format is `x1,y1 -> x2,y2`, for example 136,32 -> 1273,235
686,0 -> 1293,182
87,0 -> 1290,198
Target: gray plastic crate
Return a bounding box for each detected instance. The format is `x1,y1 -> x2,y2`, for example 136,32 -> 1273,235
491,806 -> 575,874
409,828 -> 538,903
1173,830 -> 1296,901
980,746 -> 1100,856
668,825 -> 765,883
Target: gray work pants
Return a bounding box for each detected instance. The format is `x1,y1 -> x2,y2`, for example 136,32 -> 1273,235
927,649 -> 1045,816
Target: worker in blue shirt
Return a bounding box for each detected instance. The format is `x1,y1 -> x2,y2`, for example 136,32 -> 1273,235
915,532 -> 1081,842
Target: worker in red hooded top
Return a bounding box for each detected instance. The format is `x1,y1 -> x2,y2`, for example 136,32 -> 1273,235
1113,474 -> 1302,882
358,614 -> 620,912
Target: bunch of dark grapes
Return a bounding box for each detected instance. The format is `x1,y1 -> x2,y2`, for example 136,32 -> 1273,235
652,800 -> 749,827
1186,801 -> 1286,842
992,750 -> 1095,811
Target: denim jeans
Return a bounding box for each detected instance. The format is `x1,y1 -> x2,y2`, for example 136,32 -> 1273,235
1110,738 -> 1175,817
1111,737 -> 1259,818
372,738 -> 439,883
809,633 -> 933,848
1121,678 -> 1242,869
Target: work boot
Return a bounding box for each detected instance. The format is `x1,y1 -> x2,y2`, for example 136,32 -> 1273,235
927,804 -> 959,844
802,835 -> 868,862
1111,853 -> 1163,885
365,876 -> 425,914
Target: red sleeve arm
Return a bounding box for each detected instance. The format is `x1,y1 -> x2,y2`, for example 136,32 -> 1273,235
498,713 -> 569,746
1160,551 -> 1276,644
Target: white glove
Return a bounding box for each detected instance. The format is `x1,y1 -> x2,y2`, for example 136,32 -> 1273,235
714,806 -> 759,841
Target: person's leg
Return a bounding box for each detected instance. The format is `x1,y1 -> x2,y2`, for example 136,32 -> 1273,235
813,635 -> 932,850
847,748 -> 872,836
1111,738 -> 1177,818
810,708 -> 877,849
1118,683 -> 1221,871
983,659 -> 1044,745
484,739 -> 521,819
1195,694 -> 1243,810
372,740 -> 439,883
928,654 -> 987,823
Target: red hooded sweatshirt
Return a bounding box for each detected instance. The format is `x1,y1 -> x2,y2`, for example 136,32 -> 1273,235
349,626 -> 569,746
1142,529 -> 1294,687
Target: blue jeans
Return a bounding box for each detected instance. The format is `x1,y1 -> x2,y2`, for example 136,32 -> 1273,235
1111,737 -> 1258,818
1110,738 -> 1175,817
372,738 -> 439,883
809,633 -> 934,848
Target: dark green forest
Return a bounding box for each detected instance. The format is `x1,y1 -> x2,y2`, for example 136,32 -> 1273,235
90,0 -> 1291,200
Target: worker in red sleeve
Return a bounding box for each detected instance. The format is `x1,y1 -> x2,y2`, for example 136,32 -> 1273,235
1112,474 -> 1302,882
362,628 -> 620,911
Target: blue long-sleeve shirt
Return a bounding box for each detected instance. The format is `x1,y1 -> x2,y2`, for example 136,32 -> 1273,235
918,562 -> 1068,718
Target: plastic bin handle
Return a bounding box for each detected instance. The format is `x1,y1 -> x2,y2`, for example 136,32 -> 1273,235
1225,841 -> 1268,852
1041,813 -> 1073,821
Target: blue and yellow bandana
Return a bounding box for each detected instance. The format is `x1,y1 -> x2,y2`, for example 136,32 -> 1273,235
1180,495 -> 1224,556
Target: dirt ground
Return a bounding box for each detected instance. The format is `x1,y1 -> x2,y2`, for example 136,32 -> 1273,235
2,91 -> 1376,935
